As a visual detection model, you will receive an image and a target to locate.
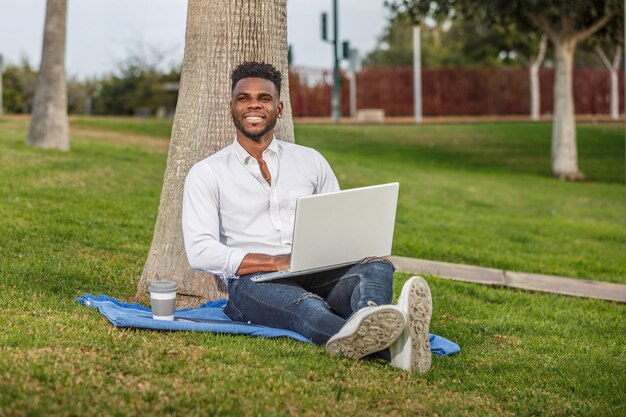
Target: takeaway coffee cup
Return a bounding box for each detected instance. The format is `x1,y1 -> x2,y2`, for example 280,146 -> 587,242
148,280 -> 177,321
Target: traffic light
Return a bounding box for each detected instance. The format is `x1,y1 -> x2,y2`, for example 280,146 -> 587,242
342,41 -> 350,60
321,12 -> 328,41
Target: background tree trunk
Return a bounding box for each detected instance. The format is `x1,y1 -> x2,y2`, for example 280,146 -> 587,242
529,34 -> 547,121
528,10 -> 614,181
26,0 -> 69,151
136,0 -> 294,307
610,68 -> 619,119
596,46 -> 622,120
551,39 -> 582,180
529,65 -> 540,120
412,25 -> 422,123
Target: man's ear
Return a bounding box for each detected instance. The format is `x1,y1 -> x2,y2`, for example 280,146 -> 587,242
277,101 -> 283,117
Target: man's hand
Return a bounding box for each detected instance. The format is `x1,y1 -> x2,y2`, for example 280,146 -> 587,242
236,253 -> 291,276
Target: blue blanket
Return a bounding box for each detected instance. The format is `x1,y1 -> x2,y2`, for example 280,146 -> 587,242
77,294 -> 460,356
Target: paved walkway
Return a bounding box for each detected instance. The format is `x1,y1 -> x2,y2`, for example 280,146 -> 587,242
389,256 -> 626,304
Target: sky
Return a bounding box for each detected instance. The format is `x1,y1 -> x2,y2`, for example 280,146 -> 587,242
0,0 -> 389,79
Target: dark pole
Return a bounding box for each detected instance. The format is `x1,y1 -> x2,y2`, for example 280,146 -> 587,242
331,0 -> 341,123
0,54 -> 3,116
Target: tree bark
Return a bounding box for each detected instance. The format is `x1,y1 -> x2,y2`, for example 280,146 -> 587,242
596,45 -> 622,120
413,25 -> 422,123
610,68 -> 619,119
136,0 -> 294,307
529,64 -> 540,120
528,64 -> 541,121
26,0 -> 69,151
529,34 -> 547,121
551,39 -> 582,180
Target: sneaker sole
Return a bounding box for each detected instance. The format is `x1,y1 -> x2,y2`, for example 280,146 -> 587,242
406,276 -> 432,372
326,308 -> 405,359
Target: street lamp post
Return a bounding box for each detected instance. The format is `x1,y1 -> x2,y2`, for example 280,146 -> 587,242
348,48 -> 359,118
321,0 -> 343,123
0,54 -> 4,117
331,0 -> 340,123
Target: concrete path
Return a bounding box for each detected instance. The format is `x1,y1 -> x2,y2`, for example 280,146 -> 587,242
389,256 -> 626,304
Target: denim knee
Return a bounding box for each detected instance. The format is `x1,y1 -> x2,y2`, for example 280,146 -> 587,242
352,260 -> 395,307
294,297 -> 343,344
355,259 -> 395,283
358,258 -> 395,272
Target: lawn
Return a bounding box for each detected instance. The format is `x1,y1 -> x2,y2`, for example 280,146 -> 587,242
296,122 -> 625,284
0,116 -> 624,416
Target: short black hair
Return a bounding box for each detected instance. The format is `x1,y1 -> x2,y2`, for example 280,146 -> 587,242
231,61 -> 282,95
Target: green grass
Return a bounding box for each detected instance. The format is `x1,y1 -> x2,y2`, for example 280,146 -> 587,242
71,116 -> 173,138
296,122 -> 626,284
0,116 -> 624,416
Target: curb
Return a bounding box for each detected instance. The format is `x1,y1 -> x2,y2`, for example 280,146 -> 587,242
389,256 -> 626,304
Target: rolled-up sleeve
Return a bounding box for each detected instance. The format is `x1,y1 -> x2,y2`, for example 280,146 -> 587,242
182,163 -> 248,279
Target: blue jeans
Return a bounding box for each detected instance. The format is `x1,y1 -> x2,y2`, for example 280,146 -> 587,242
224,260 -> 395,345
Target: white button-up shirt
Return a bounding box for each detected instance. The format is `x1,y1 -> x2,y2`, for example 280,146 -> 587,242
182,137 -> 340,281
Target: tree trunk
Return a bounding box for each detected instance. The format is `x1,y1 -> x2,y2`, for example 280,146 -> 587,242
413,25 -> 422,123
136,0 -> 294,307
610,69 -> 618,119
26,0 -> 69,151
529,10 -> 613,180
596,46 -> 622,120
529,64 -> 540,120
609,48 -> 621,120
529,34 -> 547,121
551,39 -> 582,180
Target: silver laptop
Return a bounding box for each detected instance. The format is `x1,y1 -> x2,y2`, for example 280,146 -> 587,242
250,182 -> 399,282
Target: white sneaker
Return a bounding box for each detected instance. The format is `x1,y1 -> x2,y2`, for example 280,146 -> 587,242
390,276 -> 432,372
326,302 -> 406,360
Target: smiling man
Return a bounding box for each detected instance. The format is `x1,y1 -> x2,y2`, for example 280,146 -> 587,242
181,61 -> 433,372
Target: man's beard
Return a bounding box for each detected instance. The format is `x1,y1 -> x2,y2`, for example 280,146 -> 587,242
231,112 -> 278,142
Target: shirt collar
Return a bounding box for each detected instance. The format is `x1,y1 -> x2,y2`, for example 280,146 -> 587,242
232,136 -> 278,164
